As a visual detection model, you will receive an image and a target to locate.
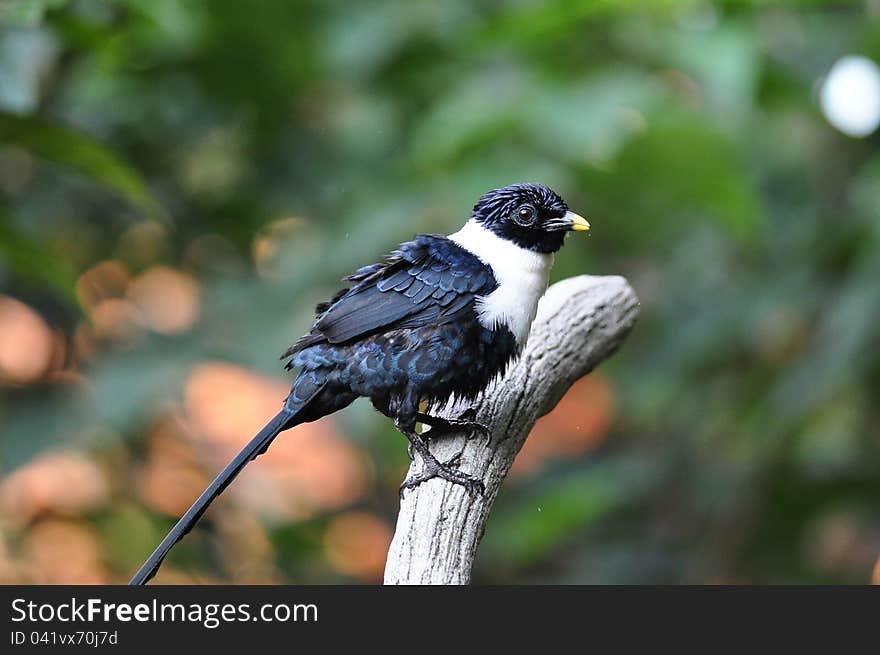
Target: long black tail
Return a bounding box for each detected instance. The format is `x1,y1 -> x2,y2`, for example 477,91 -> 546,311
129,395 -> 310,585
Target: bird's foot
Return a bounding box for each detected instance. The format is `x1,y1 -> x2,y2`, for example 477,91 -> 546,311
416,409 -> 492,446
399,449 -> 484,499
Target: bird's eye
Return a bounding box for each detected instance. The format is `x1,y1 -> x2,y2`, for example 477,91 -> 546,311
514,204 -> 537,226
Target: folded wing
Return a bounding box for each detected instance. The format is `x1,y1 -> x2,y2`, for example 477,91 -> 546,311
283,234 -> 495,359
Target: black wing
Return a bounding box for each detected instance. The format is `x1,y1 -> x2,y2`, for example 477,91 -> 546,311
283,234 -> 495,359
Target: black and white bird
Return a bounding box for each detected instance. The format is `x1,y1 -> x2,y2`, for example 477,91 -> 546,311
130,183 -> 589,584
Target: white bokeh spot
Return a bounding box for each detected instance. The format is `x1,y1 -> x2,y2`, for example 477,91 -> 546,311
820,55 -> 880,138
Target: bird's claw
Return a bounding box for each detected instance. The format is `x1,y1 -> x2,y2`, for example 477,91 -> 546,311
455,419 -> 490,446
399,452 -> 484,499
456,408 -> 490,443
466,421 -> 492,446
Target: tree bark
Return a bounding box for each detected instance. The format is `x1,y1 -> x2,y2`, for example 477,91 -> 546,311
383,274 -> 640,585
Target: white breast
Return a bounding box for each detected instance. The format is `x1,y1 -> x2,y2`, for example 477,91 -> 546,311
448,219 -> 553,346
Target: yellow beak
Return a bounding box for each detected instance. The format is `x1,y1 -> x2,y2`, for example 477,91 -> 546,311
566,211 -> 590,232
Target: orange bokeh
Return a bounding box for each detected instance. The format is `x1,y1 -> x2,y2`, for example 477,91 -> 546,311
89,297 -> 144,343
323,511 -> 392,582
22,520 -> 107,584
128,266 -> 201,335
212,510 -> 280,584
180,362 -> 369,521
137,420 -> 210,518
0,452 -> 109,524
512,373 -> 615,476
75,260 -> 130,311
76,261 -> 200,346
0,533 -> 17,584
0,295 -> 55,385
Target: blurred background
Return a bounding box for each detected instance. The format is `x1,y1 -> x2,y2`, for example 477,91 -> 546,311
1,0 -> 879,584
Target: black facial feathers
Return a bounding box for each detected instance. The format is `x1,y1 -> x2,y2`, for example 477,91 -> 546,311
470,183 -> 571,253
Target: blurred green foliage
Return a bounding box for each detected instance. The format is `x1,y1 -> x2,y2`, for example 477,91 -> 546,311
1,0 -> 879,584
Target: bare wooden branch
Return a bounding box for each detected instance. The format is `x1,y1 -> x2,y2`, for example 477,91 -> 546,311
383,274 -> 640,585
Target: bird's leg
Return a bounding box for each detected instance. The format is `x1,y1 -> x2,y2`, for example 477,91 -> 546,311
416,407 -> 491,446
397,424 -> 484,499
407,415 -> 476,461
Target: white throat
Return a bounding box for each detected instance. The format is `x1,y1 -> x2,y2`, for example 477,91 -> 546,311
448,219 -> 553,346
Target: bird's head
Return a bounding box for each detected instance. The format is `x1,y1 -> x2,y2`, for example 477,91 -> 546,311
470,183 -> 589,253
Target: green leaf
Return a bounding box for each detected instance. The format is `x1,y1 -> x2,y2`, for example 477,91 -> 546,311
0,112 -> 168,221
0,214 -> 77,301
